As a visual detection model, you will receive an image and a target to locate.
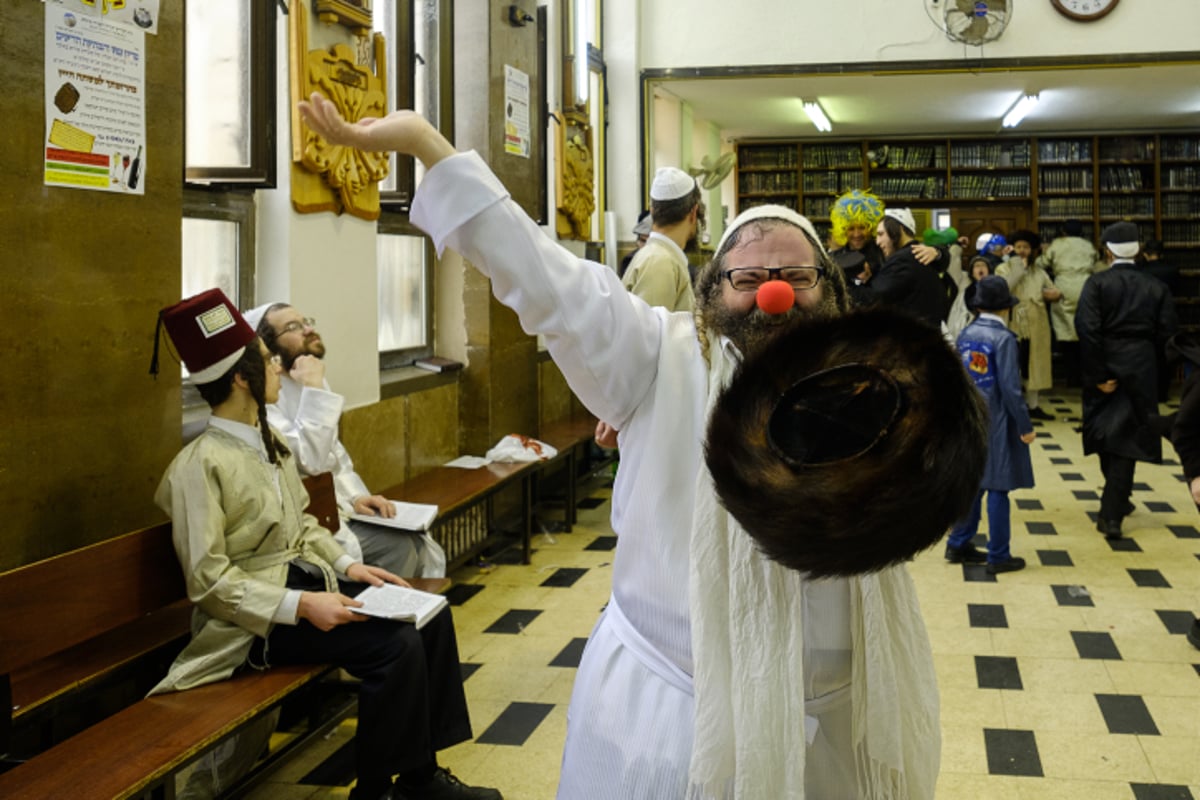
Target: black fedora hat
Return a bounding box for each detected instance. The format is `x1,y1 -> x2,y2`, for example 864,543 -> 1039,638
705,307 -> 987,577
970,275 -> 1019,312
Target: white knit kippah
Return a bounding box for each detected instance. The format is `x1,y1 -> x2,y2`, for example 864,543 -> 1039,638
243,303 -> 275,331
884,207 -> 915,235
650,167 -> 696,201
715,204 -> 827,260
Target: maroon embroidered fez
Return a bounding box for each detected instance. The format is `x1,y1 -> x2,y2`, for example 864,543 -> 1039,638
151,288 -> 257,384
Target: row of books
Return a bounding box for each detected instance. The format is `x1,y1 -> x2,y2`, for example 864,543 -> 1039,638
801,145 -> 862,169
803,197 -> 834,218
950,175 -> 1030,199
739,173 -> 798,194
1163,196 -> 1200,217
872,176 -> 946,199
949,142 -> 1031,169
1099,167 -> 1150,192
1162,139 -> 1200,161
1038,222 -> 1094,242
1098,139 -> 1155,162
1164,222 -> 1200,246
802,171 -> 865,192
738,147 -> 798,169
1098,197 -> 1155,217
874,145 -> 945,170
1038,140 -> 1092,164
1039,197 -> 1094,217
1039,168 -> 1093,192
742,196 -> 799,212
1164,167 -> 1200,189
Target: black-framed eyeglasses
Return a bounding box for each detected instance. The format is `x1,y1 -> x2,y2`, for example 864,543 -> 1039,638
721,267 -> 825,292
278,317 -> 316,335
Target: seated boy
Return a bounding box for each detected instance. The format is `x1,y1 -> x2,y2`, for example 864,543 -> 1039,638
148,289 -> 500,800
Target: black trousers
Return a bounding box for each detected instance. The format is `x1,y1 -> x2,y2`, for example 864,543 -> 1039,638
258,566 -> 473,793
1099,452 -> 1136,522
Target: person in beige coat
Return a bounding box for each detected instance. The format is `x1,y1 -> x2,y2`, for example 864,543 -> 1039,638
997,230 -> 1061,419
1042,220 -> 1101,386
149,289 -> 498,800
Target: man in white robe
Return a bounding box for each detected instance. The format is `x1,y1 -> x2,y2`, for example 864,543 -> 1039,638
300,95 -> 942,800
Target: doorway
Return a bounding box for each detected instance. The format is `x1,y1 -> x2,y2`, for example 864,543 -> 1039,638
952,206 -> 1030,254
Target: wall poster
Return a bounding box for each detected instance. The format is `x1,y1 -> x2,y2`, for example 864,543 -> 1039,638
44,0 -> 148,194
504,64 -> 531,159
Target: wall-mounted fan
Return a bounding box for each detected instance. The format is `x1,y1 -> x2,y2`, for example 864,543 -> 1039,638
943,0 -> 1010,46
690,152 -> 736,190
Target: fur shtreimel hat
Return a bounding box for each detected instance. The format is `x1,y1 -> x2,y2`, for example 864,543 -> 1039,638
705,307 -> 988,577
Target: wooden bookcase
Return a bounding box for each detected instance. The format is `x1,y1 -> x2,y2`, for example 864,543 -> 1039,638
735,132 -> 1200,327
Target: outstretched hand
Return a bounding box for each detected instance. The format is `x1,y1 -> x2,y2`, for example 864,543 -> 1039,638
297,92 -> 456,168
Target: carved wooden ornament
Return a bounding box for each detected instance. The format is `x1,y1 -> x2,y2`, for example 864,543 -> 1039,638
290,4 -> 389,221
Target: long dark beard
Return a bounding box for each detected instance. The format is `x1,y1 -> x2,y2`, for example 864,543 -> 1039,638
701,290 -> 840,359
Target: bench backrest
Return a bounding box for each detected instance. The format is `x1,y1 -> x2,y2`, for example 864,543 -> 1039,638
0,523 -> 185,676
0,472 -> 339,678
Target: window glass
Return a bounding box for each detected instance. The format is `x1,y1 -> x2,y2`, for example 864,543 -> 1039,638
185,0 -> 252,170
377,232 -> 428,352
182,217 -> 239,304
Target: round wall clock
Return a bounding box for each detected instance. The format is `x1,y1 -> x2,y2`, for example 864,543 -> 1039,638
1051,0 -> 1119,21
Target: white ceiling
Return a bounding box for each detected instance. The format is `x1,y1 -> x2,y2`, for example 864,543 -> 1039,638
652,63 -> 1200,142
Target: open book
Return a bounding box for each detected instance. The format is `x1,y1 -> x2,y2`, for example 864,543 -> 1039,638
350,583 -> 448,629
348,500 -> 438,531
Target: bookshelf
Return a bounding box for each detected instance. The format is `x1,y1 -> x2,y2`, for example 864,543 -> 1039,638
734,131 -> 1200,326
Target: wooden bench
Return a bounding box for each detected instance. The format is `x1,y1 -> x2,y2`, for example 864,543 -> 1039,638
378,416 -> 610,571
0,472 -> 446,799
538,415 -> 613,532
378,459 -> 542,572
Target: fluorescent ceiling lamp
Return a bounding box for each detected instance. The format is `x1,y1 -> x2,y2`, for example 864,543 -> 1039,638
1002,94 -> 1040,128
802,99 -> 832,133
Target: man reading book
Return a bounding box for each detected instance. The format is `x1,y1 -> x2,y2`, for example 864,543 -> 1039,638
248,301 -> 446,578
149,289 -> 500,800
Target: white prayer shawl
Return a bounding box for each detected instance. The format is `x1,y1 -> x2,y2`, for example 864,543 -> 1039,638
686,343 -> 941,800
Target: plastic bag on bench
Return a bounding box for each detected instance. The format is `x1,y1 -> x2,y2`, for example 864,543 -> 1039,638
485,434 -> 558,463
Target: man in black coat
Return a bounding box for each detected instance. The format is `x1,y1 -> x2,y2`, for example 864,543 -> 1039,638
851,208 -> 950,329
1076,222 -> 1178,539
1157,332 -> 1200,649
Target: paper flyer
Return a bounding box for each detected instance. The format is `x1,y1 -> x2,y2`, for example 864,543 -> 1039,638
44,0 -> 147,193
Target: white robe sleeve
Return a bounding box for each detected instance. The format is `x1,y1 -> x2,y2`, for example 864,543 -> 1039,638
411,152 -> 666,428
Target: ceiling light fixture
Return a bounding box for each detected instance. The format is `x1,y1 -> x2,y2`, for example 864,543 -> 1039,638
1002,93 -> 1040,128
802,99 -> 832,133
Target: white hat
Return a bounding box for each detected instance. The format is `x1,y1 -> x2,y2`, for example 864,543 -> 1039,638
884,208 -> 915,235
243,302 -> 277,332
1101,221 -> 1140,259
650,167 -> 696,201
715,204 -> 826,260
975,232 -> 993,252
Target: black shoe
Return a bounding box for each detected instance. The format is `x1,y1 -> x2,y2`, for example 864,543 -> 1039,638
986,556 -> 1026,574
1028,406 -> 1054,421
945,543 -> 988,564
1096,518 -> 1123,539
1187,618 -> 1200,651
395,768 -> 503,800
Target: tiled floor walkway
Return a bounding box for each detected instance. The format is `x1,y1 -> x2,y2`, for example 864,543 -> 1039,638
247,389 -> 1200,799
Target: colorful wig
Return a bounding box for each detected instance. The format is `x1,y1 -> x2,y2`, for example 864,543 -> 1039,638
829,190 -> 885,247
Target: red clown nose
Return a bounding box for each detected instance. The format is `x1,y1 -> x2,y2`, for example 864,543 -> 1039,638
756,280 -> 795,315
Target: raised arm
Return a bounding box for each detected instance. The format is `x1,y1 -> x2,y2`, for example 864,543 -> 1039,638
299,93 -> 456,171
299,93 -> 665,428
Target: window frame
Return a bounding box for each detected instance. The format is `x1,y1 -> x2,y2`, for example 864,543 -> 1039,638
181,186 -> 258,308
375,0 -> 454,211
183,0 -> 277,187
376,212 -> 436,369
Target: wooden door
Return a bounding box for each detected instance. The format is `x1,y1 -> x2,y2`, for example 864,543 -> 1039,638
952,206 -> 1030,254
